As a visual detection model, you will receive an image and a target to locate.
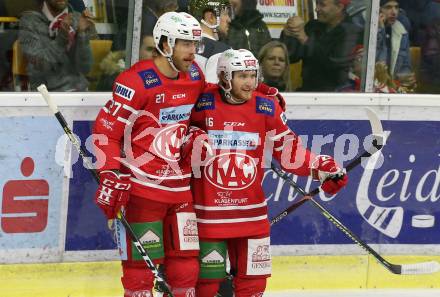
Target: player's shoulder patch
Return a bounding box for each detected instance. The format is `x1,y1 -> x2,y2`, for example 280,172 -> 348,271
138,68 -> 162,89
189,63 -> 201,81
195,92 -> 215,112
280,112 -> 287,125
256,96 -> 275,116
114,82 -> 135,101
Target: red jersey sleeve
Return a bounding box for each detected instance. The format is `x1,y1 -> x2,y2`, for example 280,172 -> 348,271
93,70 -> 146,171
263,95 -> 315,176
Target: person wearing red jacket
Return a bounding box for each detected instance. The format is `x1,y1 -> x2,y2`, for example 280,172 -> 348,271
92,11 -> 205,297
187,49 -> 348,297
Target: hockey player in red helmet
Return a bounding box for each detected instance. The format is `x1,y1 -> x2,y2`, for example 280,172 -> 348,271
93,11 -> 205,297
188,49 -> 348,297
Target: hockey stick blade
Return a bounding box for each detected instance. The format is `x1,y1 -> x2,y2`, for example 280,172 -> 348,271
308,197 -> 440,275
398,261 -> 440,275
37,84 -> 174,296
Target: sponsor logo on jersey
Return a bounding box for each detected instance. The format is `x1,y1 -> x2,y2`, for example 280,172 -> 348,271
224,121 -> 245,127
247,237 -> 271,275
204,152 -> 257,190
214,191 -> 249,205
214,197 -> 249,206
208,130 -> 258,150
159,104 -> 193,124
195,93 -> 215,111
172,93 -> 186,99
177,212 -> 199,250
183,218 -> 198,237
256,96 -> 275,116
114,83 -> 135,101
280,112 -> 287,125
138,69 -> 162,89
153,123 -> 187,161
139,230 -> 161,247
189,64 -> 201,81
99,118 -> 115,131
202,250 -> 224,264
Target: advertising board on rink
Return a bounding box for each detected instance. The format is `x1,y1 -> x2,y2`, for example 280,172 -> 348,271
0,117 -> 64,263
265,119 -> 440,246
0,99 -> 439,263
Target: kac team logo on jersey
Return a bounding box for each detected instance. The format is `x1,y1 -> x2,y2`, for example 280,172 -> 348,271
256,96 -> 274,116
195,93 -> 215,111
153,124 -> 187,161
189,64 -> 201,81
204,152 -> 257,190
138,69 -> 162,89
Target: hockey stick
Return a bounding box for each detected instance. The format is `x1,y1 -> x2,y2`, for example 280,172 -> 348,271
271,172 -> 440,275
37,85 -> 174,296
270,108 -> 385,226
269,109 -> 440,275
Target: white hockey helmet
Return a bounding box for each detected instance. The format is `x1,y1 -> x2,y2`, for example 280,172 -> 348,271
217,49 -> 260,88
153,11 -> 202,57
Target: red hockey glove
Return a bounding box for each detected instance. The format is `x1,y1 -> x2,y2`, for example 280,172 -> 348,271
256,82 -> 286,111
94,170 -> 132,219
311,155 -> 348,195
181,126 -> 213,163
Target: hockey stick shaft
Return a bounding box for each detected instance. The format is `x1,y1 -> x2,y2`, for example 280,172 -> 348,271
270,108 -> 385,225
270,138 -> 383,226
270,150 -> 439,274
37,85 -> 174,296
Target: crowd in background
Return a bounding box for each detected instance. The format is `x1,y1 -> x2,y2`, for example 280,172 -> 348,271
0,0 -> 440,94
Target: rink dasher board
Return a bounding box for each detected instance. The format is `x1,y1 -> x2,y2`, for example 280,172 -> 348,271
0,92 -> 439,264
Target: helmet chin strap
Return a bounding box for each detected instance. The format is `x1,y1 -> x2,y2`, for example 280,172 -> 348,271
166,56 -> 180,73
219,80 -> 246,104
156,39 -> 180,73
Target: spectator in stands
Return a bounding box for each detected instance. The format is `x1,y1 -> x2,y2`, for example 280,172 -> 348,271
189,0 -> 231,82
142,0 -> 178,35
69,0 -> 85,13
339,45 -> 398,93
280,0 -> 363,92
412,0 -> 440,93
348,0 -> 411,30
224,0 -> 271,57
139,35 -> 156,60
258,41 -> 292,92
18,0 -> 97,91
376,0 -> 416,92
95,0 -> 129,91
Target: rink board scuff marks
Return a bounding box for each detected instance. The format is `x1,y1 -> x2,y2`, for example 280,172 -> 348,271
1,255 -> 439,297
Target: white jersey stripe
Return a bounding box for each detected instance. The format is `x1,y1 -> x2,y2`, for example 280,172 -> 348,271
131,177 -> 190,192
122,104 -> 139,114
117,117 -> 131,125
120,158 -> 192,179
197,215 -> 268,224
268,129 -> 290,141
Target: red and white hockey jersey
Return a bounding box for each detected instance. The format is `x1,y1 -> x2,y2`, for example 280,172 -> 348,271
190,84 -> 315,238
94,59 -> 205,203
